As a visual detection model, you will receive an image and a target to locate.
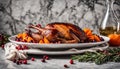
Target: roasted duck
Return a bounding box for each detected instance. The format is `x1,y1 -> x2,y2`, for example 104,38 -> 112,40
27,22 -> 87,43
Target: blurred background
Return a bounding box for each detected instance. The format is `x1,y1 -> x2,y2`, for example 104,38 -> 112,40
0,0 -> 119,35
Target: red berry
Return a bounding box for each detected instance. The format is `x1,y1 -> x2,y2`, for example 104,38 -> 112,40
19,60 -> 23,64
15,38 -> 21,41
41,59 -> 45,62
16,45 -> 22,50
23,60 -> 27,64
22,45 -> 28,50
16,60 -> 20,65
31,57 -> 35,61
25,46 -> 28,49
64,64 -> 68,68
36,24 -> 41,27
43,55 -> 49,59
1,45 -> 4,49
13,59 -> 16,63
43,55 -> 46,59
45,56 -> 49,60
16,46 -> 18,49
69,59 -> 74,64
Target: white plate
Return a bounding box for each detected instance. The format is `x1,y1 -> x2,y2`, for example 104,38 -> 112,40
9,35 -> 110,49
24,43 -> 109,55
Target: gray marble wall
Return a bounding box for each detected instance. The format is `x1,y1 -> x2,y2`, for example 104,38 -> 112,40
0,0 -> 120,35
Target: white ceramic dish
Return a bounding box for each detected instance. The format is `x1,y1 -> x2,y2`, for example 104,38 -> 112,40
9,35 -> 110,49
24,43 -> 109,55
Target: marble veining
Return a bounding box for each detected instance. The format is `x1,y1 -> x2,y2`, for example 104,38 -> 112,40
0,0 -> 119,35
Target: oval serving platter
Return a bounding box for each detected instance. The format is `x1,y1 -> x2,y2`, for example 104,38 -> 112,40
8,35 -> 110,49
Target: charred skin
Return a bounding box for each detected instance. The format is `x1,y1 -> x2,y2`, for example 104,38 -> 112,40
28,22 -> 87,43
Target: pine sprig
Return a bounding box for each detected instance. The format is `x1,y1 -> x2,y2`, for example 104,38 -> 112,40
72,48 -> 120,65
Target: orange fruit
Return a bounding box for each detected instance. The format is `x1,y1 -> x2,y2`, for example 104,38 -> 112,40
108,34 -> 120,46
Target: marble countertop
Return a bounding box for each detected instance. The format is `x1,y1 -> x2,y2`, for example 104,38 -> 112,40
0,48 -> 120,69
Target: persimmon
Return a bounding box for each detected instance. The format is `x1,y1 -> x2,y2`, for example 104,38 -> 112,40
43,37 -> 50,43
83,28 -> 101,42
27,37 -> 34,43
83,28 -> 92,36
93,35 -> 101,42
108,34 -> 120,46
22,36 -> 28,42
17,33 -> 23,38
88,36 -> 94,40
22,32 -> 28,39
39,37 -> 50,44
39,39 -> 44,43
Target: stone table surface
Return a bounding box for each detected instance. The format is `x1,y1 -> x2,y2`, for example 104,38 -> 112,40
0,48 -> 120,69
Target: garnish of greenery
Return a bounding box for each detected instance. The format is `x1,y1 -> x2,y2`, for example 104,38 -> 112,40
0,34 -> 10,46
72,48 -> 120,65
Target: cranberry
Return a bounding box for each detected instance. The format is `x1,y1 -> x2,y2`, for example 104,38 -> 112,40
31,57 -> 35,61
16,45 -> 22,50
36,24 -> 41,27
69,59 -> 74,64
100,37 -> 104,41
15,38 -> 21,41
22,45 -> 28,50
16,60 -> 20,65
23,60 -> 27,64
1,45 -> 4,49
43,55 -> 49,60
45,56 -> 49,60
16,46 -> 18,49
64,64 -> 68,68
41,59 -> 45,62
13,59 -> 16,63
43,55 -> 46,59
19,60 -> 23,64
43,55 -> 49,59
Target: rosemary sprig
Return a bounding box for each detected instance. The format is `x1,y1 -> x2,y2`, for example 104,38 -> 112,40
72,48 -> 120,65
0,34 -> 10,46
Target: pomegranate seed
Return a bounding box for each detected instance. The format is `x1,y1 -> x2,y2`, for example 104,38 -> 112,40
69,59 -> 74,64
23,60 -> 27,64
41,59 -> 45,62
1,45 -> 4,49
64,64 -> 68,68
31,57 -> 35,61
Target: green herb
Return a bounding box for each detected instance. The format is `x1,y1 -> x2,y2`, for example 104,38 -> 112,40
72,48 -> 120,65
0,34 -> 10,46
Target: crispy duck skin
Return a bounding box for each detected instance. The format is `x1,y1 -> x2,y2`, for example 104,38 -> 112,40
46,22 -> 87,41
27,22 -> 87,43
